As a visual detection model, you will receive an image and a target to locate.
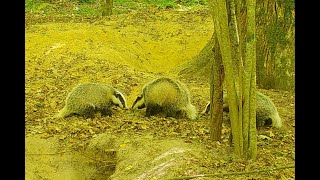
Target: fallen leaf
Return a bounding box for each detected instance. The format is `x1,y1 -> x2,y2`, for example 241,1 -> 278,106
119,144 -> 126,148
125,165 -> 133,171
59,135 -> 67,140
258,135 -> 271,141
268,131 -> 275,137
140,124 -> 149,130
89,129 -> 95,134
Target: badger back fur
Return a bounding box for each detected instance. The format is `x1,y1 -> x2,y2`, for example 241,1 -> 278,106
56,83 -> 127,118
132,77 -> 197,120
202,91 -> 282,128
255,91 -> 282,128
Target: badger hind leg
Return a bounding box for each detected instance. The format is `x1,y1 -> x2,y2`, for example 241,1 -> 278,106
256,117 -> 267,128
165,106 -> 179,118
101,107 -> 113,117
80,106 -> 97,119
264,118 -> 273,126
145,104 -> 161,117
174,109 -> 186,119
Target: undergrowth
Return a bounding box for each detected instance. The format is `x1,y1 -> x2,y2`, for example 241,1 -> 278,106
25,0 -> 208,15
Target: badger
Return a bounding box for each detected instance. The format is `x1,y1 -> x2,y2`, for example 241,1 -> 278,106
202,91 -> 282,128
56,82 -> 127,118
131,77 -> 197,120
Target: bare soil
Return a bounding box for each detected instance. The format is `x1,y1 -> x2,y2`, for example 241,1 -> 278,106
25,8 -> 295,179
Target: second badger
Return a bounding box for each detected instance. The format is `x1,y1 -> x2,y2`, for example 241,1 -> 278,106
132,77 -> 197,120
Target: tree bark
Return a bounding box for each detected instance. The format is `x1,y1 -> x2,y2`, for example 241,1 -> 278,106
208,0 -> 242,156
246,0 -> 257,159
209,32 -> 224,141
207,0 -> 257,159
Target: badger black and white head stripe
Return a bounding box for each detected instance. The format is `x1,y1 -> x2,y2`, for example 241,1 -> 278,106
131,95 -> 145,109
112,90 -> 127,109
201,101 -> 228,114
201,101 -> 211,114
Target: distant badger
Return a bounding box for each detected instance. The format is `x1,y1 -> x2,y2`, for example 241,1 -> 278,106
202,91 -> 282,128
56,83 -> 127,118
132,77 -> 197,120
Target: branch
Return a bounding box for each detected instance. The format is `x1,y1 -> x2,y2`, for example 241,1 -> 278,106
168,164 -> 294,180
26,150 -> 71,156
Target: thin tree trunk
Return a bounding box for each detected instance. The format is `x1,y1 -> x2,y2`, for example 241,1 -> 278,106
209,33 -> 224,141
246,0 -> 257,159
228,0 -> 245,155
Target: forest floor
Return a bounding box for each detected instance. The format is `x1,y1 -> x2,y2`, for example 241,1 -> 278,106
25,6 -> 295,180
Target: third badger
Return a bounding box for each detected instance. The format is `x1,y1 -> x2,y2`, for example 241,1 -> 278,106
131,77 -> 197,120
203,91 -> 282,128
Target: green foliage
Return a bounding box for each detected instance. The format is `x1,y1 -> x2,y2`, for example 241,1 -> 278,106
113,8 -> 129,15
114,0 -> 178,9
146,0 -> 176,8
26,0 -> 209,15
70,0 -> 97,3
175,0 -> 207,6
73,6 -> 100,15
25,0 -> 56,13
113,0 -> 141,9
78,0 -> 97,3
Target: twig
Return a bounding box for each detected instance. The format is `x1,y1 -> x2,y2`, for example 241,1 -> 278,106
26,150 -> 72,156
134,40 -> 144,49
168,164 -> 295,180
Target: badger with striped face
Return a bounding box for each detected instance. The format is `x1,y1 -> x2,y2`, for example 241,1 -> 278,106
56,82 -> 127,118
132,77 -> 197,120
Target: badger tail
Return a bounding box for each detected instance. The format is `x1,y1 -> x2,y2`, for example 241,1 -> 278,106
54,107 -> 69,119
272,111 -> 282,128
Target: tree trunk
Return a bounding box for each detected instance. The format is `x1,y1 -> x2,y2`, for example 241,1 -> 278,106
207,0 -> 257,159
208,0 -> 243,156
100,0 -> 113,16
244,0 -> 257,159
255,0 -> 295,91
209,32 -> 224,141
